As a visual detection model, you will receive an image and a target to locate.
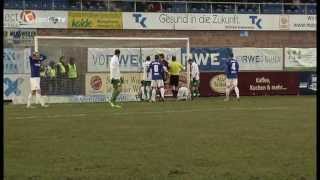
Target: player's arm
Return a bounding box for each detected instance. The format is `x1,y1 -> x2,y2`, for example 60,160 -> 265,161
179,63 -> 185,71
39,54 -> 47,61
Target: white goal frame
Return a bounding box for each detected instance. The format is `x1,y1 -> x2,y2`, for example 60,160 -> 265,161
34,36 -> 192,98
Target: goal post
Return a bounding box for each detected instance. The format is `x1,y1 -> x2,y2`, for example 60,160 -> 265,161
31,36 -> 191,104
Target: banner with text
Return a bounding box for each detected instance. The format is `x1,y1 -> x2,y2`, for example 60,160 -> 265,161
284,48 -> 316,70
279,15 -> 316,31
3,28 -> 37,46
68,11 -> 122,29
4,48 -> 31,74
4,74 -> 31,100
4,10 -> 68,28
123,13 -> 316,31
88,48 -> 182,72
200,72 -> 299,96
233,48 -> 283,71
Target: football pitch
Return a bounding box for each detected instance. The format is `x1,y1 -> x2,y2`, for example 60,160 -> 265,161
4,96 -> 316,180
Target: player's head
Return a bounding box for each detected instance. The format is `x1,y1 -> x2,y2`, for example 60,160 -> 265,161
229,52 -> 234,58
49,61 -> 55,67
172,56 -> 176,62
69,57 -> 75,64
59,56 -> 65,62
159,53 -> 164,60
140,80 -> 144,85
32,51 -> 40,59
155,54 -> 160,61
188,58 -> 193,64
146,56 -> 150,61
115,49 -> 120,56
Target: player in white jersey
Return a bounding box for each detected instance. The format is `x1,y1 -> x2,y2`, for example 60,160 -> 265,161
188,58 -> 200,98
109,49 -> 122,108
177,86 -> 190,101
141,56 -> 152,101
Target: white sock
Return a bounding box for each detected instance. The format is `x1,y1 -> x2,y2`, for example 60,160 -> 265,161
160,87 -> 165,98
141,86 -> 145,100
36,92 -> 45,106
27,93 -> 32,107
146,86 -> 151,100
225,87 -> 230,99
234,87 -> 240,98
151,88 -> 156,101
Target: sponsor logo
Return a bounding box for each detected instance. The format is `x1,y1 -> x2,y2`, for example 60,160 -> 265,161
279,15 -> 289,29
133,13 -> 147,28
4,78 -> 24,96
90,75 -> 102,90
249,15 -> 262,29
20,10 -> 36,24
209,74 -> 226,93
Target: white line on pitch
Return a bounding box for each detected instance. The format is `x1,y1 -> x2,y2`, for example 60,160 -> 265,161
12,114 -> 87,120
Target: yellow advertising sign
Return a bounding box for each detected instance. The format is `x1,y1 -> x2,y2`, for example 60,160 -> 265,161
68,11 -> 122,29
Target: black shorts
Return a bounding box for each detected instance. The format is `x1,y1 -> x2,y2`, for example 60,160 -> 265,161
170,75 -> 179,86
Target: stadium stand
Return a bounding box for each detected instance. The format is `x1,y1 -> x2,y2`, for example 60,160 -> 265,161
4,0 -> 316,14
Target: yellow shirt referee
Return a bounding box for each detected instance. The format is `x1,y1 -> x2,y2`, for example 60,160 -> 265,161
168,56 -> 185,97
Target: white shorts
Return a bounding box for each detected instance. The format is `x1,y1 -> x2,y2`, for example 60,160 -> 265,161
151,80 -> 164,88
226,78 -> 238,88
30,77 -> 41,91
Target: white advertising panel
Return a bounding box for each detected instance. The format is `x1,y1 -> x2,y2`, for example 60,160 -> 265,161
4,48 -> 31,74
4,10 -> 68,28
285,48 -> 316,69
233,48 -> 283,71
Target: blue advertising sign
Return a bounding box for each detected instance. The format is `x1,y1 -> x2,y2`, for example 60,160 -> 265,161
181,48 -> 233,71
299,72 -> 317,95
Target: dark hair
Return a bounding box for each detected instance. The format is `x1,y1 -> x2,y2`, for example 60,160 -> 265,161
155,54 -> 159,60
159,53 -> 164,58
172,56 -> 176,61
188,58 -> 193,63
115,49 -> 120,55
230,52 -> 234,58
146,56 -> 150,61
69,57 -> 75,63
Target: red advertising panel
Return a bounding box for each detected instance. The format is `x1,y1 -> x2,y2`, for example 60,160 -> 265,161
200,72 -> 299,96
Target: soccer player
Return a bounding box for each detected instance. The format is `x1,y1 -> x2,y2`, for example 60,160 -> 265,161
148,54 -> 167,102
159,53 -> 169,82
177,86 -> 190,101
168,56 -> 184,97
109,49 -> 123,108
27,51 -> 48,108
224,52 -> 240,101
141,56 -> 152,101
188,58 -> 200,98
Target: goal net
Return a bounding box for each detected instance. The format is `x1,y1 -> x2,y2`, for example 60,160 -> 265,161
14,36 -> 190,104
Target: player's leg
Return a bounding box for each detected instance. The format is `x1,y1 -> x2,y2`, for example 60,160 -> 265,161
159,80 -> 165,101
145,81 -> 151,100
224,79 -> 231,101
34,77 -> 48,107
141,82 -> 146,100
233,79 -> 240,100
174,76 -> 179,97
27,78 -> 36,108
110,79 -> 121,107
150,80 -> 157,102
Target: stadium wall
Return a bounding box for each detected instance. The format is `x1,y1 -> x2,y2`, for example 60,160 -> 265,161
37,29 -> 316,48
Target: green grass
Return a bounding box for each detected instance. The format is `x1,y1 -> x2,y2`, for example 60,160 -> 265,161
4,96 -> 316,180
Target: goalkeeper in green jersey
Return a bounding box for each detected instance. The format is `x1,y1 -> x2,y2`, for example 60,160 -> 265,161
109,49 -> 123,108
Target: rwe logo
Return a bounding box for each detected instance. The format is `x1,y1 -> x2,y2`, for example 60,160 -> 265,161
4,78 -> 24,96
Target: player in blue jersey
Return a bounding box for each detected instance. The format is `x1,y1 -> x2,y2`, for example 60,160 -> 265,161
224,52 -> 240,101
27,51 -> 49,108
148,54 -> 168,102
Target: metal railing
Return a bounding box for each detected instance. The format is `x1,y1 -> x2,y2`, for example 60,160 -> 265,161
4,0 -> 317,14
